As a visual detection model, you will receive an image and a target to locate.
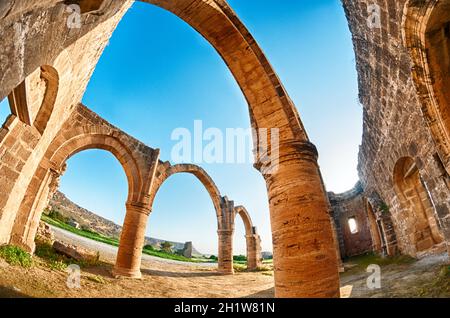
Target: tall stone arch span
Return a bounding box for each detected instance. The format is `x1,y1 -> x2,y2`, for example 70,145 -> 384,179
342,0 -> 450,258
10,104 -> 160,278
150,162 -> 236,274
234,205 -> 262,270
0,0 -> 340,297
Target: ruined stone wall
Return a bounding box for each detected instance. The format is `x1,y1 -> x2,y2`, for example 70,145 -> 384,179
0,0 -> 133,244
342,0 -> 450,257
329,184 -> 373,258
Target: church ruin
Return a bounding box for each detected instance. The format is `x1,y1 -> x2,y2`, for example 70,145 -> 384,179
0,0 -> 449,298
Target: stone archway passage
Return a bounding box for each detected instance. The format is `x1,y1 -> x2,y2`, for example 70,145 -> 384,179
0,0 -> 340,297
10,104 -> 160,278
404,0 -> 450,173
366,200 -> 386,255
393,157 -> 444,256
233,206 -> 262,271
149,162 -> 235,274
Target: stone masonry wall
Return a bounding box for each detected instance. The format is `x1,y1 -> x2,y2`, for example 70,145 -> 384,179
342,0 -> 450,256
0,0 -> 133,244
329,183 -> 373,258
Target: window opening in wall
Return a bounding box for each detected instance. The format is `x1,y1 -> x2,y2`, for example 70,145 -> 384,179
348,217 -> 358,234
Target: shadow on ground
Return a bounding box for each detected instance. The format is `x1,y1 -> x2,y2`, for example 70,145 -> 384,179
244,287 -> 275,298
0,286 -> 31,298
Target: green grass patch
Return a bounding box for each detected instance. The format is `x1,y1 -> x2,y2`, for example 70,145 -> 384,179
86,275 -> 106,284
0,245 -> 33,268
344,252 -> 416,270
42,215 -> 120,247
142,247 -> 205,263
34,241 -> 99,270
233,263 -> 247,272
42,214 -> 215,264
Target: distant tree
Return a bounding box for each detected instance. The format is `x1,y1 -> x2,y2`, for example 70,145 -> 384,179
47,209 -> 68,224
161,241 -> 173,253
233,255 -> 247,262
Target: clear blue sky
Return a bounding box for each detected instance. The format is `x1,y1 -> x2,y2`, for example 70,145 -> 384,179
0,0 -> 362,255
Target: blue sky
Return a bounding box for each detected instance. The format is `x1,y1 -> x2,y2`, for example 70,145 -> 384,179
1,0 -> 362,255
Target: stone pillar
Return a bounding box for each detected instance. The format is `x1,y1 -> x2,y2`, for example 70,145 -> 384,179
113,202 -> 150,279
10,167 -> 63,253
329,215 -> 345,272
259,140 -> 340,298
217,229 -> 234,274
246,233 -> 262,270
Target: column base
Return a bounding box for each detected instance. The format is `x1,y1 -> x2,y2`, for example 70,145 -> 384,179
112,266 -> 142,279
217,269 -> 234,275
9,235 -> 35,254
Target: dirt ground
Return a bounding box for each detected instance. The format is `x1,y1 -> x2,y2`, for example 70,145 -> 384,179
340,252 -> 449,298
0,233 -> 448,298
0,256 -> 275,298
1,253 -> 448,298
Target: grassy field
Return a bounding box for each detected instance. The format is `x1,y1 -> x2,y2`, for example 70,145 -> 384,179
41,214 -> 274,266
41,215 -> 214,263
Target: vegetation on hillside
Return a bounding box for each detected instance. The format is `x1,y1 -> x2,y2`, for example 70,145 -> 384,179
41,212 -> 214,263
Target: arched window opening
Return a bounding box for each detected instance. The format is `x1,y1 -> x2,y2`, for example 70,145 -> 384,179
426,3 -> 450,141
348,217 -> 358,234
393,157 -> 444,255
149,174 -> 217,261
44,149 -> 128,252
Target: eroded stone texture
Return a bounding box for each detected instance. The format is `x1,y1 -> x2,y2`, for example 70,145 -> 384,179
234,206 -> 263,270
342,0 -> 450,257
0,0 -> 342,297
0,0 -> 133,247
149,163 -> 262,274
10,104 -> 160,278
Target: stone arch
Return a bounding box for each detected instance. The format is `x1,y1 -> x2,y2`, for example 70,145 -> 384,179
365,192 -> 399,257
10,129 -> 142,252
47,133 -> 142,203
365,199 -> 386,255
33,65 -> 59,135
6,65 -> 59,134
0,0 -> 340,297
404,0 -> 450,173
10,105 -> 160,278
393,156 -> 444,256
149,162 -> 235,274
150,163 -> 223,226
233,205 -> 262,270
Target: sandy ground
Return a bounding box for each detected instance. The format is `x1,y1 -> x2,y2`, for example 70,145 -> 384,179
0,227 -> 274,298
340,253 -> 449,298
0,228 -> 448,298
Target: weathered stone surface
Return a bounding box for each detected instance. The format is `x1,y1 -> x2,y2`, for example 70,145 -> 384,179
35,221 -> 54,245
53,240 -> 99,263
342,0 -> 450,258
0,0 -> 362,298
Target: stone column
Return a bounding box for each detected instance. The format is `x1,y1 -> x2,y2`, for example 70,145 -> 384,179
10,167 -> 63,253
259,140 -> 340,298
217,229 -> 234,274
113,202 -> 150,279
246,233 -> 262,270
329,214 -> 345,272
